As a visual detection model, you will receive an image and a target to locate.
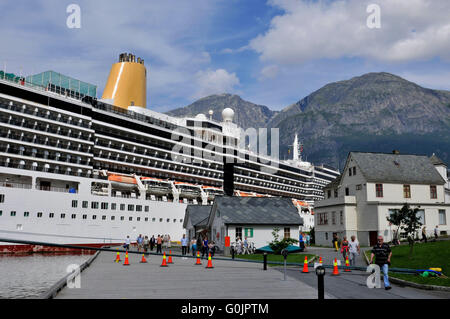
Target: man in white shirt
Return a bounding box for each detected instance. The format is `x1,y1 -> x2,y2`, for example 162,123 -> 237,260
348,235 -> 360,266
181,234 -> 188,256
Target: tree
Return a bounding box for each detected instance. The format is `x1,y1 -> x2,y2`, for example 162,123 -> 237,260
387,203 -> 422,258
268,227 -> 299,255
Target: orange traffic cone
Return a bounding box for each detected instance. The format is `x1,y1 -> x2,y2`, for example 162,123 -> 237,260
140,253 -> 147,263
167,250 -> 173,264
319,256 -> 323,264
195,251 -> 202,265
160,252 -> 168,267
123,251 -> 130,266
114,251 -> 121,263
205,253 -> 214,269
332,258 -> 339,275
302,255 -> 309,273
344,256 -> 351,272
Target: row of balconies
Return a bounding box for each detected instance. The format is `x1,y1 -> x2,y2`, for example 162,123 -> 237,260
0,99 -> 91,129
0,158 -> 90,177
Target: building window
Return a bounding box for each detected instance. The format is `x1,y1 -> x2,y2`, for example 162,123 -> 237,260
91,202 -> 99,209
166,218 -> 170,223
111,203 -> 116,210
82,201 -> 88,208
121,216 -> 125,221
318,213 -> 328,225
353,167 -> 356,175
129,217 -> 133,221
152,218 -> 156,222
136,205 -> 142,212
376,184 -> 383,197
92,215 -> 97,220
325,232 -> 328,241
334,189 -> 338,197
60,213 -> 66,219
137,217 -> 141,221
111,216 -> 115,221
430,186 -> 437,199
403,185 -> 411,198
332,212 -> 336,225
102,215 -> 106,220
439,210 -> 446,225
145,206 -> 149,212
327,190 -> 331,198
82,214 -> 87,219
284,227 -> 290,239
71,214 -> 76,219
349,168 -> 352,177
120,204 -> 125,211
416,209 -> 425,225
128,204 -> 134,211
244,228 -> 254,238
340,211 -> 343,225
37,212 -> 42,218
356,184 -> 362,191
49,213 -> 54,218
345,188 -> 349,196
159,218 -> 163,222
144,217 -> 148,222
0,194 -> 4,203
235,227 -> 242,240
72,200 -> 78,208
101,202 -> 108,210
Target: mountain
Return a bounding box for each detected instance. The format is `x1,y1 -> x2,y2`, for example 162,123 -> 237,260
166,73 -> 450,170
271,72 -> 450,169
166,93 -> 277,129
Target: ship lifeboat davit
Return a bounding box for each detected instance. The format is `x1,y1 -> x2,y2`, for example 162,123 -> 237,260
174,182 -> 201,199
141,177 -> 173,196
108,174 -> 138,191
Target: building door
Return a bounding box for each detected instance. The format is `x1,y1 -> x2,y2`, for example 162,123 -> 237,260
369,231 -> 378,246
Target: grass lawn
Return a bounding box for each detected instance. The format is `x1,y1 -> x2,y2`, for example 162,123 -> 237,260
365,240 -> 450,287
236,253 -> 316,267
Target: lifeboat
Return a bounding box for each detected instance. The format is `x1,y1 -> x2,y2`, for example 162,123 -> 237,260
108,174 -> 138,191
141,177 -> 173,196
202,186 -> 224,201
174,182 -> 202,199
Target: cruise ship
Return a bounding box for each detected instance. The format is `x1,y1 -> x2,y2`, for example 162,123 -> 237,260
0,53 -> 339,253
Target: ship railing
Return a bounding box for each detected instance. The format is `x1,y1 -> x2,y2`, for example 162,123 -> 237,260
0,181 -> 32,189
35,185 -> 78,193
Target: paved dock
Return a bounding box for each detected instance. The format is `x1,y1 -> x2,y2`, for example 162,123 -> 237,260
56,250 -> 332,299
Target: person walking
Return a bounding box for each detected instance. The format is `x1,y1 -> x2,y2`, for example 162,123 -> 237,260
209,241 -> 216,258
136,234 -> 143,252
167,234 -> 171,248
332,233 -> 339,251
163,234 -> 168,249
369,236 -> 392,290
181,234 -> 188,256
143,236 -> 149,252
340,236 -> 349,261
156,235 -> 162,254
421,226 -> 427,243
191,237 -> 197,256
123,235 -> 131,251
306,233 -> 310,246
434,225 -> 439,240
150,235 -> 155,251
348,235 -> 360,266
202,235 -> 209,259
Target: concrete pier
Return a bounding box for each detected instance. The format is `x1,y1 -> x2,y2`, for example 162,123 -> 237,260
55,250 -> 331,299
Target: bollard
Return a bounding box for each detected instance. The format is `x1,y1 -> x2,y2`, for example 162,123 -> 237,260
263,253 -> 267,271
231,246 -> 235,260
315,266 -> 325,300
281,249 -> 288,281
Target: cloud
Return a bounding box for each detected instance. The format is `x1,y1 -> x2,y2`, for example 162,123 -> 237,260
249,0 -> 450,64
193,69 -> 240,99
259,64 -> 279,80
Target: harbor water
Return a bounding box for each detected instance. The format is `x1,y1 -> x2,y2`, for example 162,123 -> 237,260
0,252 -> 93,298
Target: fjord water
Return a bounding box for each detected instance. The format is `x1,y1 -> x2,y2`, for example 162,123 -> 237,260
0,252 -> 92,298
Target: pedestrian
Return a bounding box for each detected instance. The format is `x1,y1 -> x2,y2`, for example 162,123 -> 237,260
434,225 -> 439,240
136,234 -> 143,252
143,236 -> 149,252
167,234 -> 171,248
306,233 -> 310,246
243,237 -> 249,254
163,234 -> 168,249
369,235 -> 392,290
209,241 -> 216,257
202,235 -> 209,259
421,226 -> 427,243
156,234 -> 162,254
340,236 -> 349,260
123,235 -> 130,251
191,237 -> 197,256
181,234 -> 188,256
150,235 -> 155,251
236,237 -> 242,255
348,235 -> 360,266
332,233 -> 339,251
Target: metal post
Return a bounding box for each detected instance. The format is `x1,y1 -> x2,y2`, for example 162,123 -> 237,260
281,249 -> 288,281
316,266 -> 325,300
263,253 -> 267,270
231,246 -> 235,260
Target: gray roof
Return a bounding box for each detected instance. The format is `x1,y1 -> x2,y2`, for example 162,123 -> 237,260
430,154 -> 447,166
210,196 -> 303,226
183,205 -> 212,228
350,152 -> 446,185
324,175 -> 341,189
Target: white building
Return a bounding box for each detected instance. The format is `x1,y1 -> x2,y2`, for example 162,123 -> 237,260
314,152 -> 450,247
205,196 -> 303,250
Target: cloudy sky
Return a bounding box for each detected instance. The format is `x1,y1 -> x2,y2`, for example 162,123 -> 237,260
0,0 -> 449,112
